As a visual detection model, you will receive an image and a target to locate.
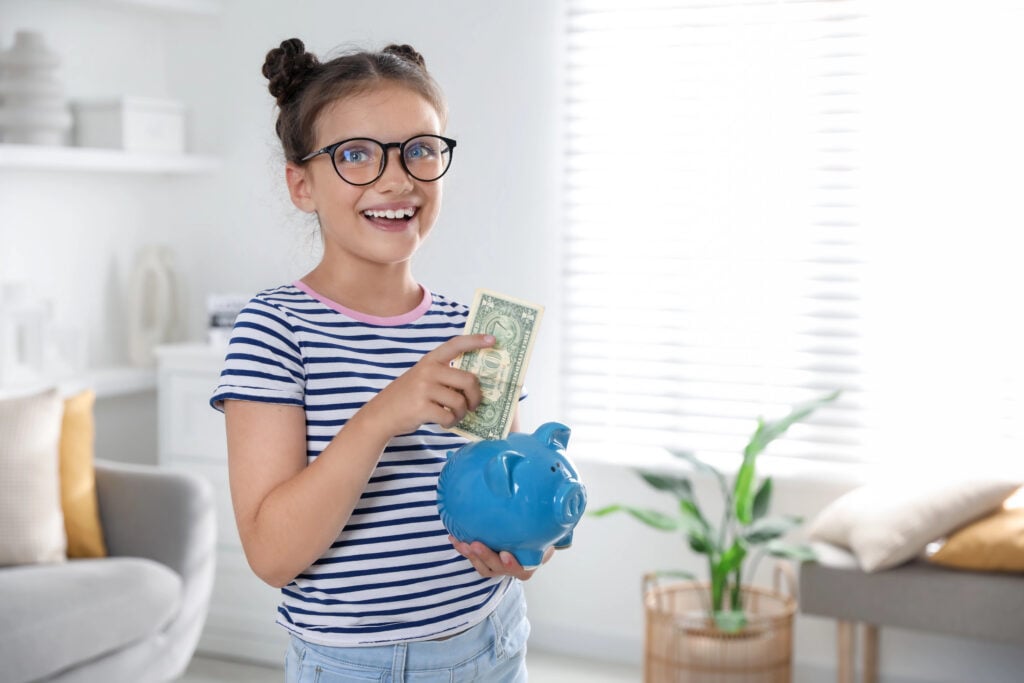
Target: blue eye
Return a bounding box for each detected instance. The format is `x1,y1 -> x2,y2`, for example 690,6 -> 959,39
334,141 -> 379,167
405,141 -> 438,161
339,148 -> 372,164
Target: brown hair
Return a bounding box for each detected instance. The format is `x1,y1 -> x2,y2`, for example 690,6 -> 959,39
262,39 -> 447,163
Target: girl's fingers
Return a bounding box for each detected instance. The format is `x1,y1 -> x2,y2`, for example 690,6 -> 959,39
448,537 -> 541,580
431,387 -> 469,426
437,367 -> 483,410
428,333 -> 495,365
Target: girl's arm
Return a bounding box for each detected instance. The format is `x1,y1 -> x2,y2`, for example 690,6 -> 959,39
226,333 -> 495,588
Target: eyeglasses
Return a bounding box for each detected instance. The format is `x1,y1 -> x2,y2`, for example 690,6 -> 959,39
300,134 -> 457,186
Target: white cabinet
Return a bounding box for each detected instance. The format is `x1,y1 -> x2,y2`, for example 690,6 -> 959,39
156,343 -> 289,665
0,143 -> 220,173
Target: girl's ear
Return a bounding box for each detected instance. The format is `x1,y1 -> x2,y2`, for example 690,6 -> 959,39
286,162 -> 317,213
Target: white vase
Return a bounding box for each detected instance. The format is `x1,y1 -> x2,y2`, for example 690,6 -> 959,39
0,31 -> 72,145
126,246 -> 178,367
0,282 -> 51,387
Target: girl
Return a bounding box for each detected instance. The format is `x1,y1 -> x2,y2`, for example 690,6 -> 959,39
211,39 -> 548,682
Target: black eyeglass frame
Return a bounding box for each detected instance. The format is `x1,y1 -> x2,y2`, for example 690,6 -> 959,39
299,135 -> 458,186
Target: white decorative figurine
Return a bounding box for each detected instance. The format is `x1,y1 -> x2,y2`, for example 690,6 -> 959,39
0,31 -> 73,145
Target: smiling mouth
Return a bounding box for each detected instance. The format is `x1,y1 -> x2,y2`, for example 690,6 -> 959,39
363,208 -> 417,221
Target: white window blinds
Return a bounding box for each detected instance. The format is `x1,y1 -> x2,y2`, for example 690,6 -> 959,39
563,0 -> 866,462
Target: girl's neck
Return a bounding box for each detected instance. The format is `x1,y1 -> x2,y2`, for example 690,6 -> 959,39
301,262 -> 422,318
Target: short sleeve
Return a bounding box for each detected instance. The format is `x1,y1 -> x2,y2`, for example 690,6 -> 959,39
210,296 -> 305,412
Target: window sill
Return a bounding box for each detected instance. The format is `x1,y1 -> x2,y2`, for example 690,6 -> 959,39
571,438 -> 878,487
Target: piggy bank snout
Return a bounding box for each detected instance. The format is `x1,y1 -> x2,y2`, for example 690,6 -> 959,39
554,482 -> 587,525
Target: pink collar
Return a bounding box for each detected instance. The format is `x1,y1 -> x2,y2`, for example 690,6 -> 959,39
293,280 -> 432,326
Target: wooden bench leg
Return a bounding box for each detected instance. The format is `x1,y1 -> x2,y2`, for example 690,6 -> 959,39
862,623 -> 879,683
837,620 -> 856,683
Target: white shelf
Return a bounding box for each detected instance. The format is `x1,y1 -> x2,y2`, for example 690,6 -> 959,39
0,144 -> 221,174
90,0 -> 223,16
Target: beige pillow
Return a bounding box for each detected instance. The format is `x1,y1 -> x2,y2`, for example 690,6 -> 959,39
807,477 -> 1021,572
927,503 -> 1024,572
0,388 -> 66,566
60,390 -> 107,558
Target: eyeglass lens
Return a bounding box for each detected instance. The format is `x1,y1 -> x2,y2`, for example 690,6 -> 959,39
332,135 -> 452,185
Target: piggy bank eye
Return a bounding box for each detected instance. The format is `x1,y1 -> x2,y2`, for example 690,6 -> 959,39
550,462 -> 564,473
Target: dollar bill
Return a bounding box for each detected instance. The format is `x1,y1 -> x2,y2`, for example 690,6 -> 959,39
450,289 -> 544,440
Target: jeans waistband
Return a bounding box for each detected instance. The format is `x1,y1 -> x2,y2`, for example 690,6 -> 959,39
294,579 -> 525,669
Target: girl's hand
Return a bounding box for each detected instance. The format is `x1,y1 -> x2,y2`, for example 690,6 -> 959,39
362,333 -> 495,437
449,537 -> 556,581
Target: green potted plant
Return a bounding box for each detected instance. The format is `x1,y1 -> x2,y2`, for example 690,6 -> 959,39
593,390 -> 840,681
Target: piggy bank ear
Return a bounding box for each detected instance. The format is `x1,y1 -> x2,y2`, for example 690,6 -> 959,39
533,422 -> 571,451
485,451 -> 524,498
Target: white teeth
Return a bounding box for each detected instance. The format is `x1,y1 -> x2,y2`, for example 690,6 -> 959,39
363,208 -> 415,219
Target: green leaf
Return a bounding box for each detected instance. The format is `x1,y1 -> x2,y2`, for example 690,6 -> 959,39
745,390 -> 841,459
590,504 -> 679,532
766,540 -> 818,562
733,457 -> 757,524
670,450 -> 732,509
589,504 -> 623,517
751,477 -> 773,521
687,530 -> 715,555
679,499 -> 711,535
713,610 -> 748,633
742,515 -> 803,545
715,540 -> 747,576
639,472 -> 695,502
744,418 -> 769,460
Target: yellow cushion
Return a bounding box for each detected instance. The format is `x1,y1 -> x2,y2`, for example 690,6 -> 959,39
59,390 -> 107,558
928,503 -> 1024,573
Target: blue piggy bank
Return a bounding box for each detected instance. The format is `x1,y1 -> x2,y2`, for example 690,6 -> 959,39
437,422 -> 587,569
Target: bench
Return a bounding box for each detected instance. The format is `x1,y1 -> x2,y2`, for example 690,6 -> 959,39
799,543 -> 1024,683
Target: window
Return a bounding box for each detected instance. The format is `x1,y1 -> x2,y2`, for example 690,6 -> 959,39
562,0 -> 866,462
563,1 -> 1024,469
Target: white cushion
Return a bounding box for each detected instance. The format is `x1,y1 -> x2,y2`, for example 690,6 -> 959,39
0,388 -> 66,566
807,477 -> 1021,572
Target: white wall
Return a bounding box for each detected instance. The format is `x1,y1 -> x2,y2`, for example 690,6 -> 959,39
3,1 -> 1023,681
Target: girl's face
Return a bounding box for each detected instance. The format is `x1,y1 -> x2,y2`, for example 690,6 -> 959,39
287,83 -> 445,272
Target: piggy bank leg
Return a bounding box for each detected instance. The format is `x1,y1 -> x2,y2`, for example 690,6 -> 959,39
553,530 -> 574,549
513,548 -> 545,570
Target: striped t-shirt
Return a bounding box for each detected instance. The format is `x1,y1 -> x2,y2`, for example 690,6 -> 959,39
210,282 -> 511,647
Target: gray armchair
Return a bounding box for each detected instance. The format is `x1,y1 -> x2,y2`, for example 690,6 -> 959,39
0,460 -> 216,682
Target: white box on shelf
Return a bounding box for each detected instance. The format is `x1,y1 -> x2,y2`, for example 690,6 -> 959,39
74,96 -> 186,153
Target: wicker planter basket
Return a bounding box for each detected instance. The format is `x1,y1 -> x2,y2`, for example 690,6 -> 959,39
643,572 -> 796,683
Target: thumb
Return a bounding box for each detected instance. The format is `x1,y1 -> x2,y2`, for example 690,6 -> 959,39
431,333 -> 495,364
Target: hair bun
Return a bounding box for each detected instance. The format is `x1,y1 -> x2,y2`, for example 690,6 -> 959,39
383,44 -> 426,69
263,38 -> 320,106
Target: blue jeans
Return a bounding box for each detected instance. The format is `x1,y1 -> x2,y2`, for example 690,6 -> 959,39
284,582 -> 529,683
